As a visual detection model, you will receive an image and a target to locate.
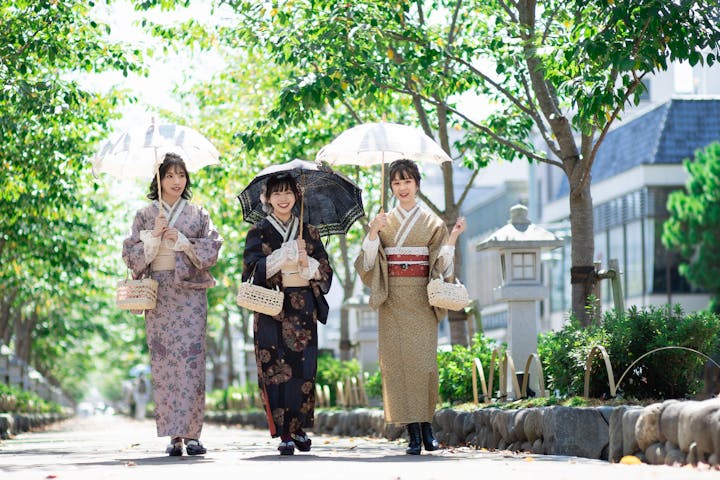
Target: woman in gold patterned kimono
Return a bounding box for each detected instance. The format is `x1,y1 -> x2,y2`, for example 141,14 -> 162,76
123,153 -> 222,456
355,159 -> 466,455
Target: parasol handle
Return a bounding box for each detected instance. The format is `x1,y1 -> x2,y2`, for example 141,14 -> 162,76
298,171 -> 305,240
155,147 -> 164,218
380,152 -> 386,212
298,195 -> 304,240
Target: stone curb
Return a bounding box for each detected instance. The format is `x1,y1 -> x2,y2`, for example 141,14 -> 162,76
0,412 -> 72,440
206,397 -> 720,466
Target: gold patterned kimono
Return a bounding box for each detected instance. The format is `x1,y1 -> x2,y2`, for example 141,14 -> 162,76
355,206 -> 451,425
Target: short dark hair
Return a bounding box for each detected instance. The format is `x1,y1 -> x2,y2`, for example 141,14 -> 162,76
388,159 -> 420,188
147,152 -> 192,201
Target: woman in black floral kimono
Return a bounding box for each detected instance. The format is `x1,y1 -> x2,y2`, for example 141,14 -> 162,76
242,172 -> 333,455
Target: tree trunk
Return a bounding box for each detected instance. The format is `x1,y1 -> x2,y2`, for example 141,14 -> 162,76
14,309 -> 37,362
338,235 -> 355,360
569,182 -> 596,326
0,289 -> 18,345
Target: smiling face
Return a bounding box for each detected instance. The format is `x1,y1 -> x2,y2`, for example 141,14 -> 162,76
390,173 -> 418,210
160,165 -> 188,205
268,186 -> 297,221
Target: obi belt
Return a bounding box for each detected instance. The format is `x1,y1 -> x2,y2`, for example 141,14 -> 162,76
386,247 -> 429,277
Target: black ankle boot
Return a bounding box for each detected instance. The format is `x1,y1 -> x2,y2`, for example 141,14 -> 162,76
406,423 -> 422,455
420,422 -> 439,451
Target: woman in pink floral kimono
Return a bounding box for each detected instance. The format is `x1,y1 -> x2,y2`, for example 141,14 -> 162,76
242,173 -> 333,455
122,153 -> 222,456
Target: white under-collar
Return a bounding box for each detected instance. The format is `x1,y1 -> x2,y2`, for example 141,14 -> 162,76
268,214 -> 299,242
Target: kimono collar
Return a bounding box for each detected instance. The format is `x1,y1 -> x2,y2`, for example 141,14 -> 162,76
394,204 -> 420,221
154,198 -> 187,228
268,214 -> 299,242
393,204 -> 422,247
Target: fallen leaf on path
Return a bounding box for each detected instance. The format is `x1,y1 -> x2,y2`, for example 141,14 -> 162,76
620,455 -> 642,465
125,461 -> 137,467
523,457 -> 535,462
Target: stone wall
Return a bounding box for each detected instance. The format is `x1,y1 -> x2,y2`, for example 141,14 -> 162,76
205,397 -> 720,467
0,412 -> 71,440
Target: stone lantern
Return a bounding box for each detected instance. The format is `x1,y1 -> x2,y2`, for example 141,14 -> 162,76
476,204 -> 563,397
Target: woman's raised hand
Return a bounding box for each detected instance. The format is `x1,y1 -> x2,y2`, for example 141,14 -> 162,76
369,212 -> 388,239
153,214 -> 168,237
451,217 -> 467,236
162,227 -> 179,243
447,217 -> 467,246
296,238 -> 308,267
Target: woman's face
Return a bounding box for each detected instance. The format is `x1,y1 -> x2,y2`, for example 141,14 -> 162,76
268,186 -> 296,221
390,174 -> 418,208
160,165 -> 187,204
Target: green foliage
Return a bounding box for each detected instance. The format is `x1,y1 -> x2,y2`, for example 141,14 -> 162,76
0,0 -> 144,397
663,142 -> 720,313
364,370 -> 382,399
539,306 -> 720,399
437,333 -> 500,404
206,383 -> 260,411
150,0 -> 720,322
538,317 -> 610,398
316,352 -> 361,406
0,383 -> 64,414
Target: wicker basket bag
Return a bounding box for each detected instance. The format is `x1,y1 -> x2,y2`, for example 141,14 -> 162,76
427,276 -> 470,311
236,278 -> 284,316
116,276 -> 159,311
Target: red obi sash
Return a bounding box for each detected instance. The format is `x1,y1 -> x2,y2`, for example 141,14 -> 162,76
387,254 -> 429,277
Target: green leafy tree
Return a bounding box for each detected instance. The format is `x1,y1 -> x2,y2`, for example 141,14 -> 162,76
0,0 -> 143,397
199,0 -> 720,328
663,142 -> 720,313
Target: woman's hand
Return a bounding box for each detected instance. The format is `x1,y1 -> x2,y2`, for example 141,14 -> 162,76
447,217 -> 467,245
153,214 -> 168,237
162,227 -> 179,243
368,212 -> 388,240
296,238 -> 309,267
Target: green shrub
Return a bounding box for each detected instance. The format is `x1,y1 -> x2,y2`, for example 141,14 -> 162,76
538,317 -> 610,398
437,333 -> 500,404
0,383 -> 63,414
316,352 -> 361,406
206,383 -> 260,411
538,305 -> 720,399
364,370 -> 382,398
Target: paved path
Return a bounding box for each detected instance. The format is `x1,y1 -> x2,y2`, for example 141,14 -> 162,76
0,414 -> 716,479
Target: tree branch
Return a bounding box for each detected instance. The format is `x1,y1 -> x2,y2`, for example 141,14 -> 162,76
497,0 -> 519,23
381,81 -> 560,166
417,190 -> 443,216
456,169 -> 480,210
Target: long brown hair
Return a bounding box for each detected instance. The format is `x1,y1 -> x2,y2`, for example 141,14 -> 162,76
147,153 -> 193,201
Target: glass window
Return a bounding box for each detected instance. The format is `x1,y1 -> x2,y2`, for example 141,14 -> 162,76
549,245 -> 566,313
644,218 -> 655,293
625,220 -> 644,298
511,252 -> 536,280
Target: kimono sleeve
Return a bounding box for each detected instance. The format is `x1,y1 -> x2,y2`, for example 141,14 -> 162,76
241,225 -> 273,288
185,208 -> 222,270
426,217 -> 450,322
306,224 -> 333,324
354,245 -> 389,310
122,210 -> 151,279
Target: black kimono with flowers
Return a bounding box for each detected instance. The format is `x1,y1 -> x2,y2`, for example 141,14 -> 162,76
242,218 -> 333,438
